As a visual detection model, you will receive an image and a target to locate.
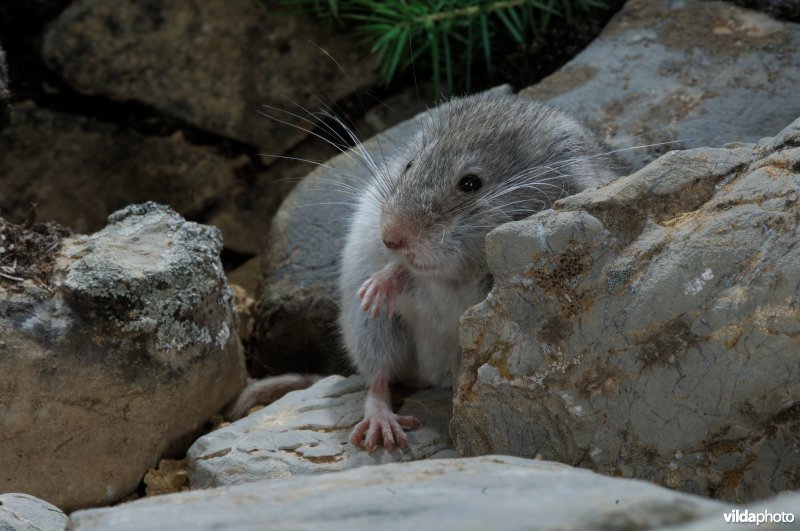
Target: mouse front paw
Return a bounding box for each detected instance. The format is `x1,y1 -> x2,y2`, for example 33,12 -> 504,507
357,263 -> 407,318
350,412 -> 421,452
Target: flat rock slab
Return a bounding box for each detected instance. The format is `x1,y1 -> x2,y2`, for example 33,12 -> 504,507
42,0 -> 376,152
452,117 -> 800,502
68,456 -> 731,531
187,375 -> 455,488
0,493 -> 68,531
522,0 -> 800,169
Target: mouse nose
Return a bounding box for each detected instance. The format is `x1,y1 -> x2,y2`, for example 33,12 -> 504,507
382,235 -> 406,250
381,227 -> 408,251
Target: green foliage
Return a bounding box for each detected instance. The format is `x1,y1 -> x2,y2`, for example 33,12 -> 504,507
275,0 -> 609,95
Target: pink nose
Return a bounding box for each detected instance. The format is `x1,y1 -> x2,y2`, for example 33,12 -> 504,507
381,228 -> 408,250
382,236 -> 406,250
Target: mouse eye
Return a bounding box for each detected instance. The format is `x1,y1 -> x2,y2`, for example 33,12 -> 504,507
458,174 -> 482,193
404,160 -> 414,172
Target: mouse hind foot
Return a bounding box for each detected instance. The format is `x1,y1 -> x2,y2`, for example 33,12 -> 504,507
351,372 -> 421,452
350,409 -> 421,452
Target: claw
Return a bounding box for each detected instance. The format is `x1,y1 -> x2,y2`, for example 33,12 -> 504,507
350,411 -> 420,452
351,374 -> 422,452
357,262 -> 408,318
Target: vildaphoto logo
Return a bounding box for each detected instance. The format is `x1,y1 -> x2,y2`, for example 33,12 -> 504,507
723,509 -> 795,525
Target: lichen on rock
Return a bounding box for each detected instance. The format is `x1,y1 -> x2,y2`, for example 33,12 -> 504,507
0,202 -> 245,511
63,202 -> 234,361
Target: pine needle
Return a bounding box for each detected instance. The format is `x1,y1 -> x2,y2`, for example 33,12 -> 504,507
275,0 -> 613,95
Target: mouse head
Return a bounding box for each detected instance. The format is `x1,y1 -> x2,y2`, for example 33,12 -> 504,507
376,92 -> 613,282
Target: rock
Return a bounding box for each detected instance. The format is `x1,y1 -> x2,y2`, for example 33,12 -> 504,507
68,456 -> 729,530
187,375 -> 455,488
42,0 -> 376,152
0,202 -> 245,511
0,43 -> 9,129
143,459 -> 189,497
0,493 -> 68,531
521,0 -> 800,169
0,101 -> 240,235
451,117 -> 800,502
230,283 -> 257,344
226,256 -> 260,296
0,101 -> 300,259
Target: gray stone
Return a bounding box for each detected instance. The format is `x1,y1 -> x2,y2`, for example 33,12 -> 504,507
451,117 -> 800,502
42,0 -> 376,152
187,375 -> 455,488
0,101 -> 240,236
522,0 -> 800,170
68,456 -> 730,531
0,202 -> 245,511
225,256 -> 260,297
0,493 -> 67,531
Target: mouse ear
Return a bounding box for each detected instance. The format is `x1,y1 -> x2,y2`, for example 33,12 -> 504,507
484,84 -> 513,97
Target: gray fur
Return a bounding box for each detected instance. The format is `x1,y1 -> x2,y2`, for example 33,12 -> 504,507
339,91 -> 622,390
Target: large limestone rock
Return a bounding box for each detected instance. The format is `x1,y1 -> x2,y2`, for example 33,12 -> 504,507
67,456 -> 730,530
522,0 -> 800,169
42,0 -> 376,152
0,102 -> 240,235
0,203 -> 245,511
0,493 -> 68,531
187,375 -> 455,488
451,117 -> 800,502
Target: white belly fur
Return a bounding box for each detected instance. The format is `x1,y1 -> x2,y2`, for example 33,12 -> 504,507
395,275 -> 487,388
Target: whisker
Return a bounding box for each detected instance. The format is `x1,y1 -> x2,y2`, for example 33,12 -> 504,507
257,106 -> 362,170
